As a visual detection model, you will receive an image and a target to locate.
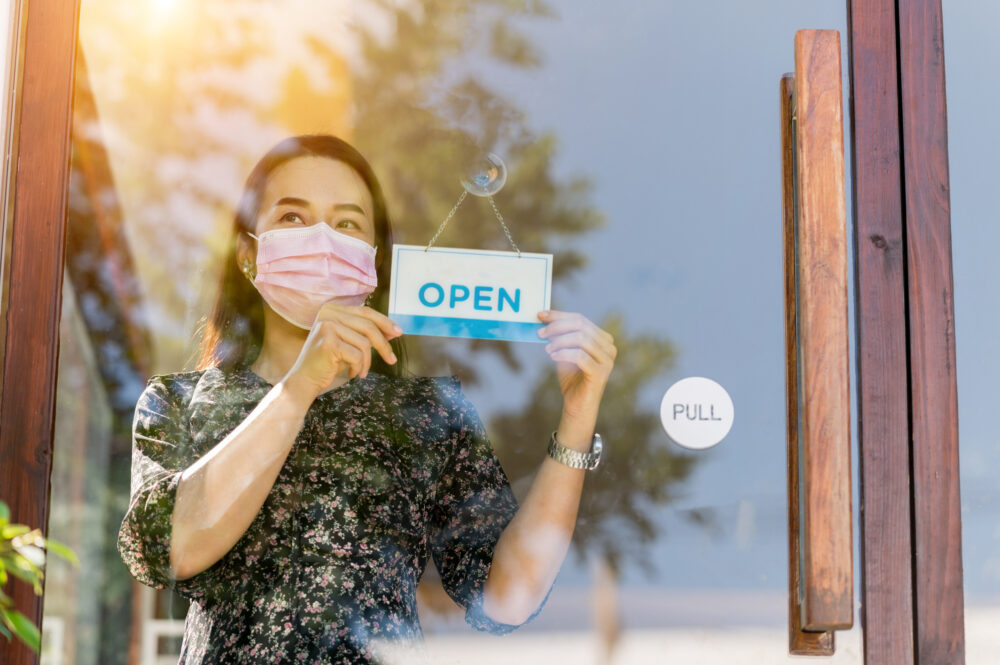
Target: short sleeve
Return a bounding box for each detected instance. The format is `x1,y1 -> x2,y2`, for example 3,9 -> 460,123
116,374 -> 241,604
428,382 -> 553,634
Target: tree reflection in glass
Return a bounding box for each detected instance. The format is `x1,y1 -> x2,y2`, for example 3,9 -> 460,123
46,2 -> 698,664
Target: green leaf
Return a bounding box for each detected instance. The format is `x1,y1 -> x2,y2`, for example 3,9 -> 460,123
0,501 -> 9,525
4,562 -> 42,594
0,621 -> 11,641
11,552 -> 43,578
1,525 -> 30,540
41,539 -> 79,566
2,609 -> 39,653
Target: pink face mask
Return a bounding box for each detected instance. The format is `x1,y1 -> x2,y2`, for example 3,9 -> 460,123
248,223 -> 378,330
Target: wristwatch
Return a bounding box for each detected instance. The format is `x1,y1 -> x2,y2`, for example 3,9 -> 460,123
547,431 -> 603,470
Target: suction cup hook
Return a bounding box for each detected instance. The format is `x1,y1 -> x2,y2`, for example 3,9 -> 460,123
461,153 -> 507,197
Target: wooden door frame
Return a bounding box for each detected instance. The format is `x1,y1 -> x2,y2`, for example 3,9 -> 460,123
897,1 -> 964,662
846,1 -> 914,663
0,1 -> 81,664
848,0 -> 963,663
0,1 -> 963,664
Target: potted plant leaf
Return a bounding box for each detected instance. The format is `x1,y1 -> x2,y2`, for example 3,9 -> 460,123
0,500 -> 79,653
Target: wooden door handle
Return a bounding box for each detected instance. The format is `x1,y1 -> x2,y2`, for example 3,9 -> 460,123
781,29 -> 854,657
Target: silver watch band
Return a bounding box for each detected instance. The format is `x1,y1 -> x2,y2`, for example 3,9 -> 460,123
546,431 -> 603,470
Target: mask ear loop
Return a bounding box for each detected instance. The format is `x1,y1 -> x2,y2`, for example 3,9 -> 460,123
241,231 -> 259,281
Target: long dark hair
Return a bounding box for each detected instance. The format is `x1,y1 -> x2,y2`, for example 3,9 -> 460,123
194,134 -> 406,376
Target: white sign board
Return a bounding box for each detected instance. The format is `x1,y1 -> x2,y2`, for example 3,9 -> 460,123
388,244 -> 552,343
659,377 -> 734,450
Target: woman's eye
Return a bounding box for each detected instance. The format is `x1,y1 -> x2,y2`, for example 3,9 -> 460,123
336,219 -> 359,229
280,212 -> 304,224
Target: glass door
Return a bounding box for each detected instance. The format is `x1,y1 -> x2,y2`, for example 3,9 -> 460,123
943,2 -> 1000,663
38,1 -> 864,664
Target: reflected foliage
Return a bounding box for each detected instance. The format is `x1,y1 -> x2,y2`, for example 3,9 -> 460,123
65,51 -> 152,433
75,0 -> 604,380
349,0 -> 603,380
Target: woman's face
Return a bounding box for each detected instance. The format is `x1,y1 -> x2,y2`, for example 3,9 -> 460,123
251,155 -> 376,247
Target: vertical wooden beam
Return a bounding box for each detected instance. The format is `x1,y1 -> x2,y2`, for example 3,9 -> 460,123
792,29 -> 854,633
0,1 -> 80,665
782,71 -> 835,655
845,1 -> 916,663
897,0 -> 964,662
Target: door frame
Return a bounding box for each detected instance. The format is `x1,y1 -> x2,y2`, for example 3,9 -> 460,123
848,0 -> 963,663
0,1 -> 81,663
0,1 -> 963,664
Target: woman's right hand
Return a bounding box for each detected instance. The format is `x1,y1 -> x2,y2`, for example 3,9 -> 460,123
282,303 -> 402,401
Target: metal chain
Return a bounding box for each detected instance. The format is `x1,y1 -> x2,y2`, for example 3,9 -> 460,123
425,190 -> 467,251
488,195 -> 521,256
424,190 -> 521,257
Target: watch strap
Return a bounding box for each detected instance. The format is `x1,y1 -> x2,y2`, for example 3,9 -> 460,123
546,431 -> 603,470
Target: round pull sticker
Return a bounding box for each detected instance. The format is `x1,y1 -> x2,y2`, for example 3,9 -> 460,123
659,377 -> 734,450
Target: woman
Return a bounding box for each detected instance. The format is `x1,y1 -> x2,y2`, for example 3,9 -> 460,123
117,135 -> 616,664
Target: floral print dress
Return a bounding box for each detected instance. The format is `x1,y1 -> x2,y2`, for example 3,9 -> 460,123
117,367 -> 551,664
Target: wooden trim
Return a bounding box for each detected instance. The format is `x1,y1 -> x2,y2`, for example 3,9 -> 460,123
0,1 -> 80,665
897,0 -> 965,662
782,71 -> 835,655
792,29 -> 854,633
845,1 -> 917,663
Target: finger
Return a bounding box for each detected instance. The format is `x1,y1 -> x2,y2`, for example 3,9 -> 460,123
340,315 -> 396,366
538,313 -> 603,343
330,323 -> 372,378
537,313 -> 585,339
537,309 -> 578,321
562,326 -> 616,359
552,345 -> 613,380
539,310 -> 615,346
317,322 -> 364,378
316,303 -> 403,340
548,347 -> 600,375
340,341 -> 364,378
355,306 -> 404,340
544,330 -> 613,365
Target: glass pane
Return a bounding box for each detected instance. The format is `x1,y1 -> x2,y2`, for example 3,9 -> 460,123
0,0 -> 20,327
42,2 -> 863,663
943,2 -> 1000,662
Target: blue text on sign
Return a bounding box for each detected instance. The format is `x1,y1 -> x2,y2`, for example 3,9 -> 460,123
418,282 -> 521,313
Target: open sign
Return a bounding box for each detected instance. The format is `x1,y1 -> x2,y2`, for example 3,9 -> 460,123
388,245 -> 552,342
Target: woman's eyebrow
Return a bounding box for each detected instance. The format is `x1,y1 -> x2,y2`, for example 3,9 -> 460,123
331,203 -> 366,215
272,197 -> 366,216
273,196 -> 310,209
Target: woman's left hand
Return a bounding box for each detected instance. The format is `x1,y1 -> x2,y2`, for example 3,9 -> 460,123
538,310 -> 616,423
